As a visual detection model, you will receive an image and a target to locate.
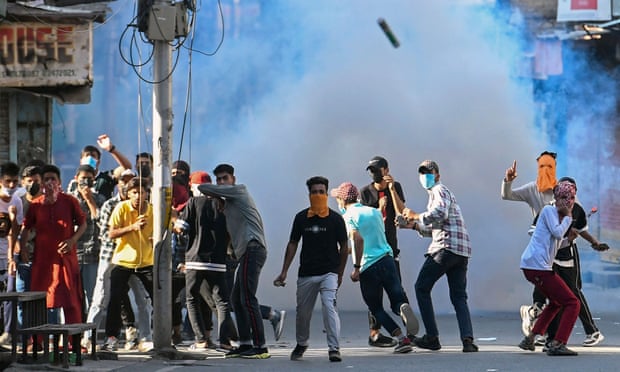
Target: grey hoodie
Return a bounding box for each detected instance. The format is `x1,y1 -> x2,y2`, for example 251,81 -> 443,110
197,183 -> 267,259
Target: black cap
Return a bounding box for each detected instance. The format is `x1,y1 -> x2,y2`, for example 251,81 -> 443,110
366,156 -> 388,171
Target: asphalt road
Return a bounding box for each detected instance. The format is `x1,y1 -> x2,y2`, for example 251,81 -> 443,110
4,310 -> 620,371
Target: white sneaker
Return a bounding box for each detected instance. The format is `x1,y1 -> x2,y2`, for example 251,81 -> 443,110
102,336 -> 118,351
534,334 -> 547,346
519,305 -> 531,336
0,332 -> 12,345
583,331 -> 604,347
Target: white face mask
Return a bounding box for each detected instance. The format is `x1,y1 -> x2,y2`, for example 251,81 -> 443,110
419,174 -> 436,189
0,187 -> 16,198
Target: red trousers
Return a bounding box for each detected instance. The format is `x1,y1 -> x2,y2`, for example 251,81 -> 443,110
522,269 -> 580,344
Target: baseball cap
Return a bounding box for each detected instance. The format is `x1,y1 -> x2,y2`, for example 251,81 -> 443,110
366,156 -> 388,171
330,182 -> 359,203
418,160 -> 439,174
190,171 -> 211,185
120,168 -> 137,178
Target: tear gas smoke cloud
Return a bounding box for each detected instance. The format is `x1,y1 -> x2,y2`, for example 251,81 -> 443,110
52,1 -> 617,313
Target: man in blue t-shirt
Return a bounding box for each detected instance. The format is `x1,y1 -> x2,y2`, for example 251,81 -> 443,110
330,182 -> 418,354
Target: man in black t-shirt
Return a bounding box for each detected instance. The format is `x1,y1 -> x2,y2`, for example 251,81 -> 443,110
360,156 -> 408,347
274,176 -> 348,362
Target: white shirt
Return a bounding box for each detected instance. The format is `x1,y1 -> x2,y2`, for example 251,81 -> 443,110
520,205 -> 572,271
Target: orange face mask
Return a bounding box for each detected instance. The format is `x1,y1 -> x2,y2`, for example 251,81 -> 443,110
536,154 -> 557,192
307,194 -> 329,218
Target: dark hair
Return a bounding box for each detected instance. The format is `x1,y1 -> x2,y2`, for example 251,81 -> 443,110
0,162 -> 20,178
41,164 -> 61,179
136,152 -> 153,163
558,176 -> 577,191
172,160 -> 190,174
81,145 -> 101,160
126,177 -> 150,192
306,176 -> 328,191
21,165 -> 41,178
536,151 -> 557,161
213,164 -> 234,176
76,165 -> 96,177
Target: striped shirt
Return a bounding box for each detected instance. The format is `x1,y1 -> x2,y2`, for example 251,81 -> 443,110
98,195 -> 121,262
417,182 -> 471,258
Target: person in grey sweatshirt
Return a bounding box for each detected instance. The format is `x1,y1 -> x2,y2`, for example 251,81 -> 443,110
198,164 -> 270,359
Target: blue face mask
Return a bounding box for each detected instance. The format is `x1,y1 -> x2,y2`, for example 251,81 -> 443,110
419,173 -> 436,189
81,156 -> 97,170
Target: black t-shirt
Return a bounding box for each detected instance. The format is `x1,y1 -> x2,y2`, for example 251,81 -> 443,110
67,169 -> 116,200
289,208 -> 348,277
556,202 -> 587,261
359,182 -> 405,255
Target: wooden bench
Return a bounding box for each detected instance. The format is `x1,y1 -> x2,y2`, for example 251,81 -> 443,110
18,322 -> 97,368
0,291 -> 47,362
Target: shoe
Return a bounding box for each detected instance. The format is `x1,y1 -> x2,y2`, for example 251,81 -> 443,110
205,338 -> 217,349
0,332 -> 11,345
102,336 -> 118,351
368,333 -> 397,348
546,343 -> 578,356
518,336 -> 535,351
172,332 -> 182,345
394,337 -> 413,353
520,304 -> 544,336
399,303 -> 419,337
240,347 -> 270,359
270,310 -> 286,341
542,340 -> 552,353
216,343 -> 234,353
328,350 -> 342,362
583,331 -> 604,347
290,344 -> 307,360
225,344 -> 253,358
189,341 -> 208,351
534,334 -> 547,346
413,335 -> 441,351
462,337 -> 479,352
519,305 -> 532,336
138,340 -> 154,352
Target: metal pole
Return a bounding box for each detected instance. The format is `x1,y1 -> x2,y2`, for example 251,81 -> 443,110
151,37 -> 173,351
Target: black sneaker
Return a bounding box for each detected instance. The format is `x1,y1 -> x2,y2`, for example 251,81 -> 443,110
328,350 -> 342,362
225,344 -> 253,358
413,335 -> 441,351
368,333 -> 397,348
240,347 -> 270,359
518,336 -> 535,351
290,344 -> 307,361
546,343 -> 578,356
462,337 -> 479,353
542,340 -> 553,353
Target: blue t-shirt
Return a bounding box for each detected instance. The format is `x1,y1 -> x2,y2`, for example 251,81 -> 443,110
343,203 -> 392,272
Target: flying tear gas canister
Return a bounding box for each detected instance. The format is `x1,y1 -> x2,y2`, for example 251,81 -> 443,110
377,18 -> 400,48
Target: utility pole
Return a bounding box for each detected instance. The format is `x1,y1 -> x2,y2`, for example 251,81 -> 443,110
140,0 -> 188,352
151,35 -> 173,351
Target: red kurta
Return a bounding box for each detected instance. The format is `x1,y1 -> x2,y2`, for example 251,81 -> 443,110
23,193 -> 85,322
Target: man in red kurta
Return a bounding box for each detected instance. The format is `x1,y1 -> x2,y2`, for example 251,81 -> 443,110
20,164 -> 86,324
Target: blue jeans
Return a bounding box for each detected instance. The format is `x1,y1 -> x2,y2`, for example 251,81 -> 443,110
414,249 -> 473,340
359,255 -> 407,336
231,242 -> 267,348
16,262 -> 31,328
